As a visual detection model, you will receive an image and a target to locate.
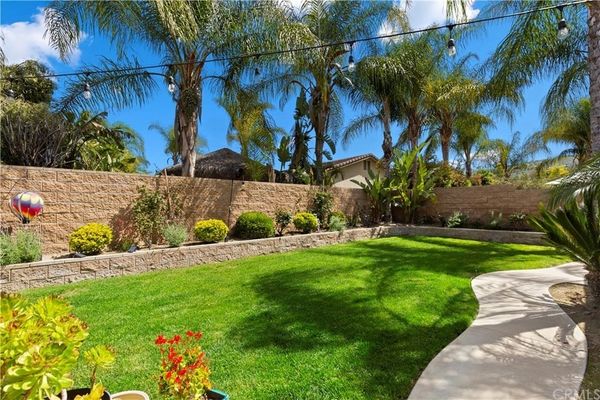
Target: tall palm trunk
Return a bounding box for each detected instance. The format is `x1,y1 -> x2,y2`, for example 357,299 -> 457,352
590,2 -> 600,154
381,99 -> 393,177
440,123 -> 452,166
465,152 -> 473,178
176,80 -> 202,177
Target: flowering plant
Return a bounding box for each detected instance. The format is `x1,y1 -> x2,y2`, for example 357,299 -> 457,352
155,331 -> 212,399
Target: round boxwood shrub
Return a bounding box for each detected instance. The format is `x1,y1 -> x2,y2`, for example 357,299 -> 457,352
194,219 -> 228,243
234,211 -> 274,239
293,212 -> 319,233
69,223 -> 113,255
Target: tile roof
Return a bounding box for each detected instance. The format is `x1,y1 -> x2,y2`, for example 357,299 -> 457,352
323,153 -> 379,170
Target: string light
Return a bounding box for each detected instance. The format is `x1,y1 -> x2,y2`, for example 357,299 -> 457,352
0,0 -> 587,84
557,6 -> 570,40
82,72 -> 92,99
167,75 -> 176,93
447,25 -> 457,57
347,42 -> 356,72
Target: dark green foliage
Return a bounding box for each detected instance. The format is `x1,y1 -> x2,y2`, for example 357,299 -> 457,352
235,212 -> 274,239
274,210 -> 293,236
432,165 -> 469,188
1,60 -> 55,104
310,191 -> 333,228
132,187 -> 167,247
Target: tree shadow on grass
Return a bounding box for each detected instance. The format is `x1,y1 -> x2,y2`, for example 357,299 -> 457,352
230,265 -> 475,399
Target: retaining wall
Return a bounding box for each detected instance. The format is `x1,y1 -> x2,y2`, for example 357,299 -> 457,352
0,165 -> 368,254
0,225 -> 545,293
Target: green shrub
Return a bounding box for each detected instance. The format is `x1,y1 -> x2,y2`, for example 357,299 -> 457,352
0,230 -> 42,266
310,191 -> 333,228
275,210 -> 293,236
446,211 -> 468,228
163,223 -> 188,247
293,212 -> 319,233
330,211 -> 347,223
69,223 -> 113,255
234,212 -> 274,239
328,215 -> 346,232
486,211 -> 504,230
132,186 -> 167,247
195,219 -> 228,243
432,165 -> 468,187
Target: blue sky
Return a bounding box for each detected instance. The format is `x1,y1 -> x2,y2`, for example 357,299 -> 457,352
1,0 -> 566,172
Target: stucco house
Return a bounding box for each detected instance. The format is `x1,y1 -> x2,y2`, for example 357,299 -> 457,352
324,153 -> 383,188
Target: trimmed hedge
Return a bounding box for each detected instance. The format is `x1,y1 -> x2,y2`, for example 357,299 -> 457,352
194,219 -> 228,243
234,212 -> 275,239
293,212 -> 319,233
69,223 -> 113,255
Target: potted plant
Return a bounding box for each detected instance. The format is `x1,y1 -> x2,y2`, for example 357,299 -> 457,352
62,345 -> 115,400
155,331 -> 229,400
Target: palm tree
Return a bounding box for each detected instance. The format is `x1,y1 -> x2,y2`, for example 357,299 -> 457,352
483,131 -> 538,179
547,152 -> 600,208
218,87 -> 283,169
45,0 -> 273,177
452,112 -> 494,177
532,97 -> 591,171
485,1 -> 596,151
258,0 -> 395,184
148,123 -> 207,165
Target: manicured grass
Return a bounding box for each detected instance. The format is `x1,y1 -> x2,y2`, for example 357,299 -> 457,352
27,236 -> 569,399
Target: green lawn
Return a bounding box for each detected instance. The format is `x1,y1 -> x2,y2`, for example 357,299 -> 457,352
27,236 -> 569,400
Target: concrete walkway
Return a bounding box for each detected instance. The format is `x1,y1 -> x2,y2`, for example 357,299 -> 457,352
408,263 -> 588,400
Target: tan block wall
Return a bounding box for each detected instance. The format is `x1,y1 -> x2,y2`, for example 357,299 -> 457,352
0,165 -> 368,254
417,185 -> 548,222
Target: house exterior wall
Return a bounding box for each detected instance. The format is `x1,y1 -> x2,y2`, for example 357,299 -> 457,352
332,158 -> 382,184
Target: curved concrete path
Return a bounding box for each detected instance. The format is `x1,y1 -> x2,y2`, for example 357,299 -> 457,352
409,262 -> 588,400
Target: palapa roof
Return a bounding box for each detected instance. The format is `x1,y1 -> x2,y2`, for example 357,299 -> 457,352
163,148 -> 249,180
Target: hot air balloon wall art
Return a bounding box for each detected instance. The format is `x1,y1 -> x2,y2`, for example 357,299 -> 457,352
9,191 -> 44,224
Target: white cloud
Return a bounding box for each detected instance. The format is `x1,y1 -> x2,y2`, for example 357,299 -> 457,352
0,9 -> 84,66
379,0 -> 480,42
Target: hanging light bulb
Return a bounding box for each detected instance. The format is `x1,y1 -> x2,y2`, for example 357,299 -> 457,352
347,42 -> 356,72
83,83 -> 92,100
7,88 -> 15,98
557,6 -> 569,41
447,25 -> 457,57
167,75 -> 176,93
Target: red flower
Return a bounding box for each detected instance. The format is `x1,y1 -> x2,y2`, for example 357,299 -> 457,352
178,368 -> 187,376
155,335 -> 167,345
172,334 -> 181,344
186,330 -> 194,337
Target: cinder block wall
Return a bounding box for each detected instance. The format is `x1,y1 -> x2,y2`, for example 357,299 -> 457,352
417,185 -> 548,222
0,165 -> 368,254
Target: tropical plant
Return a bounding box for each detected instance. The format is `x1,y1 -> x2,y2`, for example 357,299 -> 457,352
452,112 -> 494,177
390,145 -> 437,224
482,131 -> 538,179
69,223 -> 113,255
531,97 -> 592,172
155,331 -> 212,400
149,123 -> 208,165
274,210 -> 293,236
132,187 -> 167,247
0,230 -> 42,266
234,211 -> 274,239
219,86 -> 283,178
163,223 -> 188,247
288,90 -> 313,176
259,0 -> 397,184
487,211 -> 504,230
310,191 -> 334,229
292,212 -> 319,233
194,219 -> 228,243
546,153 -> 600,208
352,170 -> 393,225
0,60 -> 55,103
0,294 -> 89,400
45,0 -> 272,176
530,191 -> 600,297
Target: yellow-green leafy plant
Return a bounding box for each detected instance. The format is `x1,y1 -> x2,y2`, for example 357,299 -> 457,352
69,223 -> 113,255
84,345 -> 115,388
293,212 -> 319,233
194,219 -> 228,243
0,294 -> 89,399
234,212 -> 274,239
